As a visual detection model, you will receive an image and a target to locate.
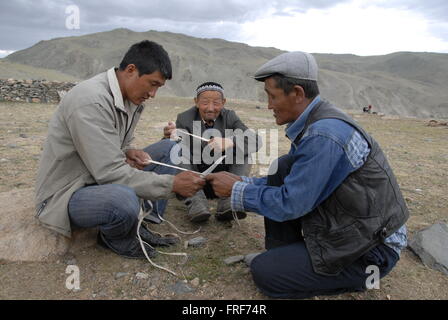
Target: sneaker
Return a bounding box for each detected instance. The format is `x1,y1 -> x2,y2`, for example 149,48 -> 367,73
215,197 -> 246,221
97,232 -> 157,259
184,190 -> 211,223
139,224 -> 179,247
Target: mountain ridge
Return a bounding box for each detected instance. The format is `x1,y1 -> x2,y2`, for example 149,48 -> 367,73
3,28 -> 448,118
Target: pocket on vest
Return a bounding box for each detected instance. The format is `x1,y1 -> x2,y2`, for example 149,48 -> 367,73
319,222 -> 362,249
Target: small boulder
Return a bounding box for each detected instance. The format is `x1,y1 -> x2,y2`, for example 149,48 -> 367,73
244,252 -> 262,266
224,255 -> 244,265
170,281 -> 194,295
409,222 -> 448,276
0,188 -> 97,262
187,237 -> 207,248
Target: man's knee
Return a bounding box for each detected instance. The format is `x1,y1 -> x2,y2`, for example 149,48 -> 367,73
250,253 -> 279,296
144,139 -> 177,158
159,138 -> 177,155
106,185 -> 140,224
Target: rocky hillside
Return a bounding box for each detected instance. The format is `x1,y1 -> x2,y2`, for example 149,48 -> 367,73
3,28 -> 448,118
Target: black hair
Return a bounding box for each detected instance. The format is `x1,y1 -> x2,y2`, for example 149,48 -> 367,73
269,74 -> 319,99
119,40 -> 172,79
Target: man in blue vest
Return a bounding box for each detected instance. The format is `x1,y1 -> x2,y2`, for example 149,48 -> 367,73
206,51 -> 409,299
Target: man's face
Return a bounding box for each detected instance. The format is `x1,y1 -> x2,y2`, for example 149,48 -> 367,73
195,90 -> 226,122
264,77 -> 300,125
123,65 -> 166,105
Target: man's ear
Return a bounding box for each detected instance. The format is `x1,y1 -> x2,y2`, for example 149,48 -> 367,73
125,64 -> 138,76
293,85 -> 306,104
194,97 -> 199,107
222,98 -> 226,106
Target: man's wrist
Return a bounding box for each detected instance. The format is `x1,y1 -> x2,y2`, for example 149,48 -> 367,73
231,181 -> 249,212
241,176 -> 254,184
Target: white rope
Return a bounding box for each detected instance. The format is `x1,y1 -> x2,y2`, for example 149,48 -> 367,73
155,211 -> 201,235
232,210 -> 241,227
137,201 -> 188,277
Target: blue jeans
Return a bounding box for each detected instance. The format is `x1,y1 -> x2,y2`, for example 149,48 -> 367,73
142,139 -> 178,217
68,139 -> 177,254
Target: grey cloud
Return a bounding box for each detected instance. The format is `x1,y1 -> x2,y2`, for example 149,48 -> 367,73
377,0 -> 448,44
1,0 -> 448,53
377,0 -> 448,22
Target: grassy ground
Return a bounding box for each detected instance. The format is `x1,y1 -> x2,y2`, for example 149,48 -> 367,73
0,97 -> 447,300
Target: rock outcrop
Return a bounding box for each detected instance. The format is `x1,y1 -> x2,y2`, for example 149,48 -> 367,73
0,188 -> 96,262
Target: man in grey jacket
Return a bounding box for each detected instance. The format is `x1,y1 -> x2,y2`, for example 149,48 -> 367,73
163,82 -> 262,223
35,40 -> 205,259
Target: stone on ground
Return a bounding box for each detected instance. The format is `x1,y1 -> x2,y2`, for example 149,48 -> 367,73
409,222 -> 448,276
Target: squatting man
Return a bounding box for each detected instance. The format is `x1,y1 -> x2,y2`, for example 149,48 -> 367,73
158,81 -> 262,224
206,51 -> 409,299
35,40 -> 206,259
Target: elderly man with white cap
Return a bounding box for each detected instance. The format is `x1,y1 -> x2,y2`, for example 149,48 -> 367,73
162,81 -> 262,223
206,51 -> 409,299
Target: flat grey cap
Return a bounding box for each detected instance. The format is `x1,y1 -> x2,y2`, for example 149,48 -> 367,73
254,51 -> 318,81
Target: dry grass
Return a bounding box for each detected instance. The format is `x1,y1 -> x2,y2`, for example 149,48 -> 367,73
0,98 -> 447,300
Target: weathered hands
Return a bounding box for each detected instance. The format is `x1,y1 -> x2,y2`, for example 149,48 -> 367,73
163,121 -> 177,139
205,171 -> 242,198
172,171 -> 206,198
208,137 -> 234,152
125,149 -> 152,170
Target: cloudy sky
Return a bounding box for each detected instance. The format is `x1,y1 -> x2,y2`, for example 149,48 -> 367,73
1,0 -> 448,58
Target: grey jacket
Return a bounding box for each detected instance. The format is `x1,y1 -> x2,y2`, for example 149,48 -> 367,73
34,68 -> 175,237
175,106 -> 262,163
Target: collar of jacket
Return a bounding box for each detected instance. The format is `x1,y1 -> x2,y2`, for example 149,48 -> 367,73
194,106 -> 225,125
107,67 -> 141,114
285,95 -> 321,143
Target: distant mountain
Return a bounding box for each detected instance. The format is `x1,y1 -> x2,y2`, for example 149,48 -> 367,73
4,28 -> 448,118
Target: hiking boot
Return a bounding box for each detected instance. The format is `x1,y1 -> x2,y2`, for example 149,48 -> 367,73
97,232 -> 157,259
184,190 -> 211,223
139,223 -> 179,247
215,197 -> 247,221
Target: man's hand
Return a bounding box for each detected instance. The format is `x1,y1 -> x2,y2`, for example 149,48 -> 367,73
163,121 -> 176,139
125,149 -> 151,170
172,171 -> 206,198
208,137 -> 234,152
206,172 -> 242,198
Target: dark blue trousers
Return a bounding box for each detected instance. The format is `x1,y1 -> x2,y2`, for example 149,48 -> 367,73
250,155 -> 399,299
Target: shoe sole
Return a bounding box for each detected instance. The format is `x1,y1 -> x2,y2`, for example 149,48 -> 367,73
189,212 -> 211,223
215,210 -> 247,221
